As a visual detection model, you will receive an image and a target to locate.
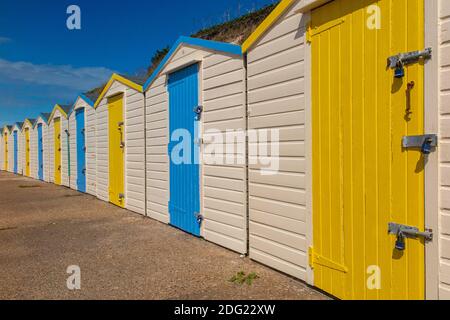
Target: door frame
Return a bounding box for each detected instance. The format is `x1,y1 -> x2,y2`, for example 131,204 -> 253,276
301,0 -> 440,299
107,92 -> 126,208
167,62 -> 202,236
424,0 -> 440,300
76,107 -> 87,192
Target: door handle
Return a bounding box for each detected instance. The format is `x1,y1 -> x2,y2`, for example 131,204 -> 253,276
118,122 -> 125,149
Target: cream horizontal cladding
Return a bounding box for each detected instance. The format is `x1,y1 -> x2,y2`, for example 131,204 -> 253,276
60,112 -> 70,187
145,37 -> 248,254
48,105 -> 71,185
246,0 -> 310,281
85,100 -> 97,195
95,76 -> 146,215
68,96 -> 95,192
146,74 -> 170,224
440,0 -> 450,300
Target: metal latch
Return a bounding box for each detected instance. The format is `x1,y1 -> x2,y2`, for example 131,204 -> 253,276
402,134 -> 438,155
118,193 -> 125,200
193,105 -> 203,121
388,222 -> 433,251
388,47 -> 432,78
195,213 -> 204,225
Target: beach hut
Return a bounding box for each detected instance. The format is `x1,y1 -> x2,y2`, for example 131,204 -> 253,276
94,74 -> 145,213
33,113 -> 51,182
10,123 -> 23,175
21,119 -> 35,178
48,104 -> 71,186
143,37 -> 247,254
68,93 -> 98,194
1,126 -> 11,171
242,0 -> 449,300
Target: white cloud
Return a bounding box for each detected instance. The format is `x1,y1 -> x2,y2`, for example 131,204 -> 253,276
0,58 -> 115,91
0,37 -> 11,44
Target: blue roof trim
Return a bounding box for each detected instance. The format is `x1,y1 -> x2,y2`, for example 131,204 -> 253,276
67,93 -> 95,117
32,113 -> 51,128
143,36 -> 242,91
80,93 -> 95,107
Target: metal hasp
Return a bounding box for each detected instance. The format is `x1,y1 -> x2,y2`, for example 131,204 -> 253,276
402,134 -> 438,155
388,222 -> 433,251
193,105 -> 203,121
388,47 -> 432,78
195,213 -> 204,225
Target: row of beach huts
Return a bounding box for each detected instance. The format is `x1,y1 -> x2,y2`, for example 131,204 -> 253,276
1,0 -> 450,300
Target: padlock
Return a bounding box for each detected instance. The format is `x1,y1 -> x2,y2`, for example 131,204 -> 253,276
395,232 -> 406,251
394,62 -> 405,78
421,138 -> 433,155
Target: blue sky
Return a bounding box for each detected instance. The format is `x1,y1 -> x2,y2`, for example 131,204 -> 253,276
0,0 -> 275,127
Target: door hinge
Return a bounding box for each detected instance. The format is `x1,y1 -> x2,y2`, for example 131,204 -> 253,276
309,247 -> 348,273
306,23 -> 312,44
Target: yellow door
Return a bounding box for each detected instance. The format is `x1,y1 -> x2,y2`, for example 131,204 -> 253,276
108,94 -> 125,208
4,132 -> 8,170
25,128 -> 30,176
54,118 -> 62,185
311,0 -> 425,300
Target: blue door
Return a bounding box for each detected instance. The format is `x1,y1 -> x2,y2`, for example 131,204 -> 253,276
37,124 -> 44,180
76,108 -> 86,192
168,63 -> 201,236
13,131 -> 18,174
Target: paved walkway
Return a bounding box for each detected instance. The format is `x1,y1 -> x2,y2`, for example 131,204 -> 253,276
0,171 -> 326,300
